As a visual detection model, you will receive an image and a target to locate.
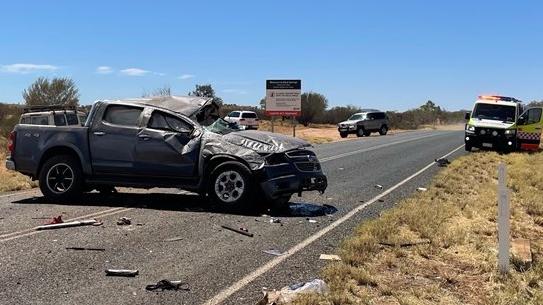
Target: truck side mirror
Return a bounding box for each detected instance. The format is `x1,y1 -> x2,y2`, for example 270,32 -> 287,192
464,112 -> 470,120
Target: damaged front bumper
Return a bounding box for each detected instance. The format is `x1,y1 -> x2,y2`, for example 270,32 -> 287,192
257,150 -> 328,200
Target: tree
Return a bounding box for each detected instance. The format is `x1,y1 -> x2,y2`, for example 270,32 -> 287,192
142,85 -> 171,97
299,92 -> 328,126
188,84 -> 223,105
22,77 -> 80,107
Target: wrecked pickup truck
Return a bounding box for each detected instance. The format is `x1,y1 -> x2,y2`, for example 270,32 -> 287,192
6,96 -> 327,209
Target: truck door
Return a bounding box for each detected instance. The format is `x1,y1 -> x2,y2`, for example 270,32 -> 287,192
517,107 -> 543,151
90,104 -> 143,175
133,110 -> 199,177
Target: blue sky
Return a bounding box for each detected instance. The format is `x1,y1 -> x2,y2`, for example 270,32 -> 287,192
0,1 -> 541,111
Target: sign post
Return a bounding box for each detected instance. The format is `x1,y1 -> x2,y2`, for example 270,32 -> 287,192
265,80 -> 301,136
497,163 -> 510,274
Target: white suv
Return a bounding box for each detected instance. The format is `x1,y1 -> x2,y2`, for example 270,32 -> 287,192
224,111 -> 260,130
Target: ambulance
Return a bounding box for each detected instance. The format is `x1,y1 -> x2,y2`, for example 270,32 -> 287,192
464,95 -> 543,152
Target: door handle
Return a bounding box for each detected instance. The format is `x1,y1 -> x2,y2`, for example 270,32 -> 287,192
93,131 -> 106,136
138,134 -> 150,140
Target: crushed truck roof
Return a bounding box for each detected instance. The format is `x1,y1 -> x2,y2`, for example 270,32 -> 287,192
103,95 -> 215,117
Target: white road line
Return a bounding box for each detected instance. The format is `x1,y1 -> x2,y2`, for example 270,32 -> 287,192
319,132 -> 449,163
0,190 -> 36,199
201,144 -> 464,305
0,207 -> 133,242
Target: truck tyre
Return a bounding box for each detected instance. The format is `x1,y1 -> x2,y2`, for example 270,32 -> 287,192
339,131 -> 348,138
379,125 -> 388,135
209,161 -> 254,211
465,144 -> 472,152
363,130 -> 372,137
356,127 -> 365,137
39,155 -> 83,201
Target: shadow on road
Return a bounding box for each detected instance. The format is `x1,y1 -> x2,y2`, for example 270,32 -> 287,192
12,192 -> 338,218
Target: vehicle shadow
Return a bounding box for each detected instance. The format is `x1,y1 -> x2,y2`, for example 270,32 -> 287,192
13,192 -> 338,218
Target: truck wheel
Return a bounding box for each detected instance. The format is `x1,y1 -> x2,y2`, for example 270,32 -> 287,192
356,127 -> 365,137
39,155 -> 83,201
339,131 -> 348,138
465,144 -> 472,152
379,125 -> 388,135
209,161 -> 254,211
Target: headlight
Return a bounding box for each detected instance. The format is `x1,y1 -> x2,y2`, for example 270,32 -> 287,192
465,125 -> 475,132
504,129 -> 516,135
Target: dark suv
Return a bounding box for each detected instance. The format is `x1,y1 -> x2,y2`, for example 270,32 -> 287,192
337,110 -> 389,138
6,96 -> 327,210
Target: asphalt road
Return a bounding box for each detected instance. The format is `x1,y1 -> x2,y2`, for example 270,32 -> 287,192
0,130 -> 464,305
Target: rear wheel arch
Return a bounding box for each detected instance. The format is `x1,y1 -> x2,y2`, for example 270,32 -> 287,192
38,146 -> 83,177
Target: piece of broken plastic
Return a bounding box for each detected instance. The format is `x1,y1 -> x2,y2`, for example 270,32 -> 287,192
268,279 -> 329,304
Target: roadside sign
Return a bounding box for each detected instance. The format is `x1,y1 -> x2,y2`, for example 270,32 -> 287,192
265,80 -> 301,116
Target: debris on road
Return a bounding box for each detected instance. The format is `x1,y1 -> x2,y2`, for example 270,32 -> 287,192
105,269 -> 139,277
47,215 -> 63,224
319,254 -> 341,261
417,187 -> 428,192
164,237 -> 184,242
92,221 -> 104,226
338,167 -> 344,170
379,239 -> 430,247
66,247 -> 105,252
378,199 -> 384,202
307,219 -> 317,223
258,279 -> 329,305
289,203 -> 337,217
221,225 -> 254,237
263,249 -> 284,256
269,217 -> 281,224
36,219 -> 97,231
435,158 -> 451,167
116,217 -> 131,225
145,279 -> 190,291
375,184 -> 383,189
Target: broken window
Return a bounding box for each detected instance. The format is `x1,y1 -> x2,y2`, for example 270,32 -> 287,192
148,111 -> 193,133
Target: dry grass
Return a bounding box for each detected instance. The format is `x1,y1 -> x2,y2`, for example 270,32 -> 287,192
0,136 -> 36,193
293,151 -> 543,305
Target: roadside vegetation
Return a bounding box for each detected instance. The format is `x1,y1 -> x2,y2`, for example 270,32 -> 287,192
0,136 -> 36,192
293,151 -> 543,305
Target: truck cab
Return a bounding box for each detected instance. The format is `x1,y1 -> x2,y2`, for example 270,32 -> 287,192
465,95 -> 543,152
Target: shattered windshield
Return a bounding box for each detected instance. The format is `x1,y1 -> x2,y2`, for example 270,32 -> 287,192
204,118 -> 241,135
472,103 -> 516,122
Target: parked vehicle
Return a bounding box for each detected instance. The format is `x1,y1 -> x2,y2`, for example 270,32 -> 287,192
337,110 -> 389,138
5,96 -> 327,210
224,110 -> 260,130
465,95 -> 543,152
19,105 -> 87,126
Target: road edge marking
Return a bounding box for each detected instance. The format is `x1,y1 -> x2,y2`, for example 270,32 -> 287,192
201,143 -> 465,305
0,207 -> 133,242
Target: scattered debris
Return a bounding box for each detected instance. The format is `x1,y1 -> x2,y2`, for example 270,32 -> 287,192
145,280 -> 190,291
105,269 -> 139,277
116,217 -> 131,225
435,158 -> 451,167
269,218 -> 281,224
263,249 -> 284,256
92,221 -> 104,226
307,219 -> 317,223
511,238 -> 532,271
164,237 -> 184,242
221,225 -> 254,237
289,203 -> 337,217
36,219 -> 97,231
319,254 -> 341,261
379,239 -> 430,247
47,215 -> 64,224
31,217 -> 52,220
378,199 -> 384,202
258,279 -> 329,305
239,227 -> 249,233
338,167 -> 344,170
417,187 -> 428,192
375,184 -> 383,189
66,247 -> 105,252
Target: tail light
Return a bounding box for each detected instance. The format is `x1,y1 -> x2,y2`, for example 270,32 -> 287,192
8,131 -> 16,153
